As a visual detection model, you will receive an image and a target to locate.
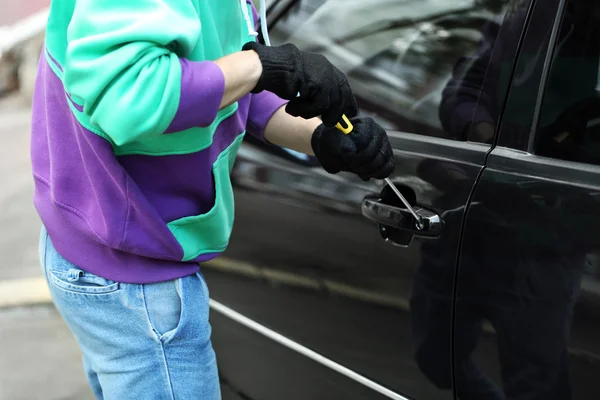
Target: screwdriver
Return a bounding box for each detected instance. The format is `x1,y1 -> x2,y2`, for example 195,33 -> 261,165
254,0 -> 423,230
335,115 -> 424,230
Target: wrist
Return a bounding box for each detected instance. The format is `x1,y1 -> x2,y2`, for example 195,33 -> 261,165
242,41 -> 300,97
214,50 -> 264,110
242,42 -> 265,93
239,45 -> 263,91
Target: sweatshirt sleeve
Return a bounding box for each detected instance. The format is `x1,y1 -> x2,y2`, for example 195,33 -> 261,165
63,0 -> 225,146
245,1 -> 288,141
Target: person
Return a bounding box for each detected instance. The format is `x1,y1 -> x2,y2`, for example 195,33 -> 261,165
30,1 -> 395,399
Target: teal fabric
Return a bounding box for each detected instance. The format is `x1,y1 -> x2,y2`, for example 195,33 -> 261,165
42,0 -> 260,262
167,133 -> 245,261
44,0 -> 253,154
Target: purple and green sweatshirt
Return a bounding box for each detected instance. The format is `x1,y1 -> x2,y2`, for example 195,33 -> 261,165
31,0 -> 287,283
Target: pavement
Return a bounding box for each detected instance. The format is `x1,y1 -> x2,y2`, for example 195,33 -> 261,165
0,91 -> 95,400
0,3 -> 97,396
0,95 -> 41,282
0,305 -> 95,400
0,93 -> 251,400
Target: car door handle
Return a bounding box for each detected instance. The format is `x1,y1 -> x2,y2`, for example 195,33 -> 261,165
361,196 -> 444,237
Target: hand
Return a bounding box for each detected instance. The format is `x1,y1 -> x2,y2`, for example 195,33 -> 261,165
311,117 -> 395,181
242,41 -> 358,127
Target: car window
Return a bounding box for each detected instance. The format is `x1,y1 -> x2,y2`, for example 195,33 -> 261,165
530,0 -> 600,166
269,0 -> 528,142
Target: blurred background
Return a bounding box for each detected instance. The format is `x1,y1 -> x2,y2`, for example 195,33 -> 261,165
3,1 -> 600,399
0,1 -> 94,399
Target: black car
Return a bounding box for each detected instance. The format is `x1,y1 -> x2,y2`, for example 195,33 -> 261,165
203,0 -> 600,399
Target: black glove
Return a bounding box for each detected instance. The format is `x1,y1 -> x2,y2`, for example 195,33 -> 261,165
311,117 -> 395,181
242,41 -> 358,127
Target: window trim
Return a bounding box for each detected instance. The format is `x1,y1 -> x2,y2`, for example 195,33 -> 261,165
527,0 -> 569,152
488,146 -> 600,189
389,131 -> 490,166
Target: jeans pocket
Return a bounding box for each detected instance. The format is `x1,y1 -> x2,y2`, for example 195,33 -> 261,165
41,226 -> 120,295
144,279 -> 183,341
49,268 -> 120,295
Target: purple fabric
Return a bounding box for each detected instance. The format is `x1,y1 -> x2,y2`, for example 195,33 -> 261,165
165,59 -> 225,133
118,96 -> 251,223
32,54 -> 198,283
244,0 -> 289,141
249,0 -> 261,27
32,32 -> 288,283
31,49 -> 286,283
246,90 -> 287,141
45,47 -> 63,72
45,49 -> 85,112
164,1 -> 287,138
66,93 -> 84,112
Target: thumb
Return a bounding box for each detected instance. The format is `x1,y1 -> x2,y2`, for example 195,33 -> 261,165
347,117 -> 380,150
286,96 -> 329,120
322,129 -> 357,155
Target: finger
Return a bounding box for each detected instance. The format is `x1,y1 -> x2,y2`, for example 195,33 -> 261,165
372,159 -> 396,179
322,89 -> 357,126
320,102 -> 345,127
322,129 -> 357,155
320,80 -> 344,126
334,67 -> 359,118
349,155 -> 386,177
365,147 -> 396,178
354,128 -> 385,155
286,93 -> 330,120
356,158 -> 395,180
348,142 -> 394,177
344,95 -> 359,119
318,157 -> 343,174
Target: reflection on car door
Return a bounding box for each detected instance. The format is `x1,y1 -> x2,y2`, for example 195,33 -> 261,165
204,0 -> 531,399
454,0 -> 600,398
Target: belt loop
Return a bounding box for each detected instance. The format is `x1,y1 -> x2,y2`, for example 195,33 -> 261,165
67,268 -> 83,281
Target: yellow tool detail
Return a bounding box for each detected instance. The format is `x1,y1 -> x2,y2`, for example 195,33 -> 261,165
335,114 -> 353,134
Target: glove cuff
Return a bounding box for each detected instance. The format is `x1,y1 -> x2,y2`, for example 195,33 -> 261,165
242,41 -> 302,97
310,124 -> 325,156
311,124 -> 343,175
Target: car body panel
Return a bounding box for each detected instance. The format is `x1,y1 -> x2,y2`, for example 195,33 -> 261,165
454,149 -> 600,399
206,0 -> 600,399
213,135 -> 484,398
208,1 -> 525,398
452,0 -> 600,397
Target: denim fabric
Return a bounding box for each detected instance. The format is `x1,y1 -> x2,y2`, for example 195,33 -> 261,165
39,227 -> 220,400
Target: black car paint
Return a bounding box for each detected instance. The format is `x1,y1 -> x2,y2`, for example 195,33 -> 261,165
204,0 -> 600,399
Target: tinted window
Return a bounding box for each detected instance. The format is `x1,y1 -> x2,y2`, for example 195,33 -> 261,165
532,0 -> 600,166
269,0 -> 526,142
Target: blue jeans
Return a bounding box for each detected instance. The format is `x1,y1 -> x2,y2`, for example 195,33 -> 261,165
39,227 -> 221,400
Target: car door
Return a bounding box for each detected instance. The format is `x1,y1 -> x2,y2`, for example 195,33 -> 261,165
454,0 -> 600,398
203,0 -> 532,399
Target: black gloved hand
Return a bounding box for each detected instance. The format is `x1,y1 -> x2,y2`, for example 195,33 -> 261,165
311,117 -> 395,181
242,41 -> 358,127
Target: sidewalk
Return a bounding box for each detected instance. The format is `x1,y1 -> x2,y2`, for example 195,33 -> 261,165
0,91 -> 94,400
0,94 -> 247,400
0,93 -> 243,398
0,305 -> 95,400
0,94 -> 43,282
